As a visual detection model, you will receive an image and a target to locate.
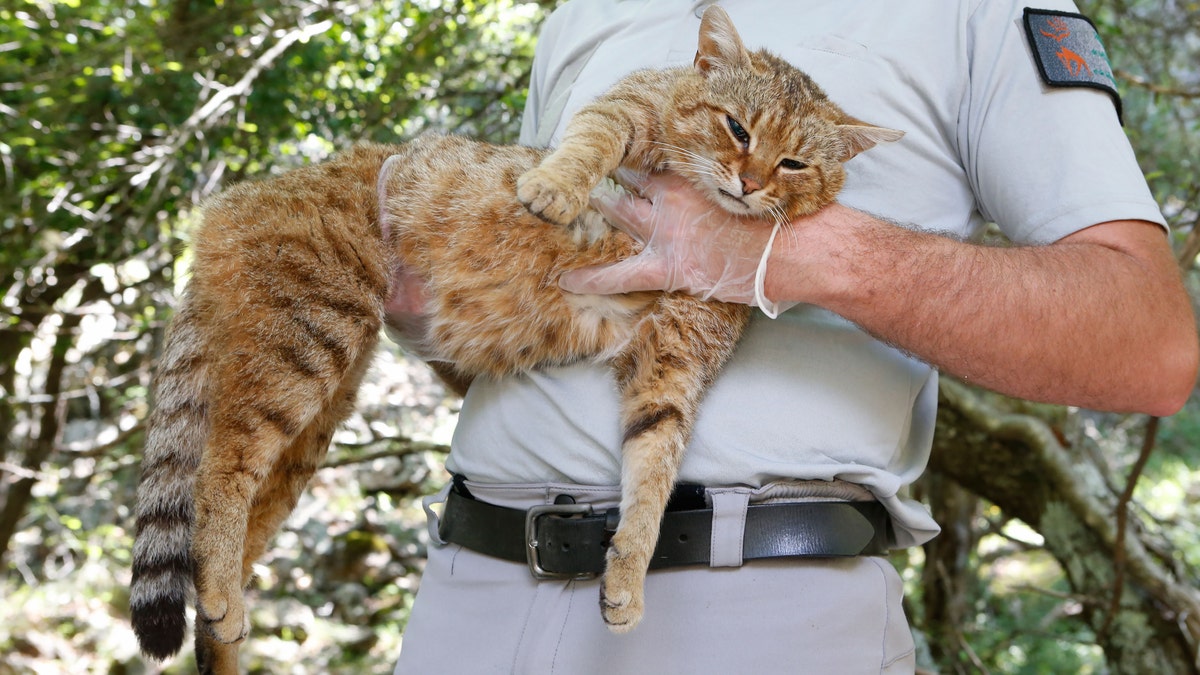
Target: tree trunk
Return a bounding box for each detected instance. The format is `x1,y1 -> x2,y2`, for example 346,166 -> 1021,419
0,313 -> 78,563
0,275 -> 104,563
919,474 -> 982,673
931,377 -> 1199,674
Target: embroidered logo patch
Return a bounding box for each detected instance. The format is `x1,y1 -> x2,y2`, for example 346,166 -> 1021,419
1023,8 -> 1122,122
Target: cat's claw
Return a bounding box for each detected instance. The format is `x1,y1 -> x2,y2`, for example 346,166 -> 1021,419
599,546 -> 646,633
516,167 -> 588,226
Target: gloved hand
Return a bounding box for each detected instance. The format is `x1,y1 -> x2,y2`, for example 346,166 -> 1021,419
382,265 -> 439,360
558,172 -> 797,318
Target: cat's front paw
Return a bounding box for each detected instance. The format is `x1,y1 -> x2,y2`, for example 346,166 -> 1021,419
196,584 -> 250,645
599,545 -> 646,633
516,166 -> 589,226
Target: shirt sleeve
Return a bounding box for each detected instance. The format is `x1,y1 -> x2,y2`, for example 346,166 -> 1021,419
960,0 -> 1166,244
518,6 -> 566,145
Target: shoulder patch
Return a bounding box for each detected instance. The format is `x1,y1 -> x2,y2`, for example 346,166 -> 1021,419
1022,8 -> 1122,122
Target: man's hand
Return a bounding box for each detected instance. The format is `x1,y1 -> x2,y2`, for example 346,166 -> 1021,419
383,265 -> 436,359
558,173 -> 795,316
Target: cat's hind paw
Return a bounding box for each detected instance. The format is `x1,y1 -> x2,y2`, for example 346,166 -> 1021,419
516,166 -> 589,227
599,546 -> 646,633
196,585 -> 250,645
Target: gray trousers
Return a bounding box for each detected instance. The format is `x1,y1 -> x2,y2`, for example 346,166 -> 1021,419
394,481 -> 917,674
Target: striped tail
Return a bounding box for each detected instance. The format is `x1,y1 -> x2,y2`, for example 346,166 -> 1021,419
130,292 -> 210,660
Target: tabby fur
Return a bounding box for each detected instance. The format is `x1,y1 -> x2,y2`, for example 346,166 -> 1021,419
129,6 -> 900,672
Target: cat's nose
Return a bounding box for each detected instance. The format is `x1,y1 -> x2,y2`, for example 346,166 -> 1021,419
739,174 -> 762,195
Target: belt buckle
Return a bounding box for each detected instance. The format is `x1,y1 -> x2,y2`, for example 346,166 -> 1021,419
524,503 -> 596,580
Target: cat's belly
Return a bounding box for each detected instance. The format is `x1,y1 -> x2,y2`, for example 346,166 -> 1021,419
378,133 -> 681,383
426,282 -> 654,377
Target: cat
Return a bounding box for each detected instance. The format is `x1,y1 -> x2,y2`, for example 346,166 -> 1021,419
129,6 -> 901,672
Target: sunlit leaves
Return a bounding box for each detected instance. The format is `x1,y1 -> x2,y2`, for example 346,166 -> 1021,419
1,0 -> 554,616
1079,0 -> 1200,225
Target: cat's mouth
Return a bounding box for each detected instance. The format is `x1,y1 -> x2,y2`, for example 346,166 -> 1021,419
716,189 -> 752,211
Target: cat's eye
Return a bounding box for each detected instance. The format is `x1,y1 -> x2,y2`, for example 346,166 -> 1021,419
726,116 -> 751,147
779,159 -> 808,171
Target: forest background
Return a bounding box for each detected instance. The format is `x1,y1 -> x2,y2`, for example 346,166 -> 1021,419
3,0 -> 1200,672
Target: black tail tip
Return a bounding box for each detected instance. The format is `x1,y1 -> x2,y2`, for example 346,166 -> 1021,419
132,600 -> 188,661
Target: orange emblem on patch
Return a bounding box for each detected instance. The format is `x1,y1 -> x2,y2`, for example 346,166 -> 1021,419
1023,8 -> 1122,122
1039,17 -> 1072,42
1056,47 -> 1092,76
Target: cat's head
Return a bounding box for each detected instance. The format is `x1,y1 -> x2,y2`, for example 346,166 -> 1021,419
664,5 -> 903,222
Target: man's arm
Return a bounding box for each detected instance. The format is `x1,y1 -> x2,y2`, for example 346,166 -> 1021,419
560,176 -> 1198,416
767,206 -> 1198,416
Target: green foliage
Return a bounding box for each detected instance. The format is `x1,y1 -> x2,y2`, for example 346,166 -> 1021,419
0,0 -> 549,671
1081,0 -> 1200,234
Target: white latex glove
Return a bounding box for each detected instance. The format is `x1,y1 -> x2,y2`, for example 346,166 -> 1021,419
379,153 -> 441,359
382,265 -> 442,359
559,172 -> 796,318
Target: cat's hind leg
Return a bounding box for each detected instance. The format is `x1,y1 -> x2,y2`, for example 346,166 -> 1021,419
193,346 -> 374,674
243,344 -> 375,582
602,296 -> 749,632
193,633 -> 238,675
191,283 -> 383,647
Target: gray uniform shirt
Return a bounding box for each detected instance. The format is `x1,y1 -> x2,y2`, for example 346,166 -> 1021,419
443,0 -> 1165,547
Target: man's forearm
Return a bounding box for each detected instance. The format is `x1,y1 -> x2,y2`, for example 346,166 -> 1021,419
769,205 -> 1199,416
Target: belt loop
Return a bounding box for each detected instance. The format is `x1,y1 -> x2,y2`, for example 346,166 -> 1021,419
708,489 -> 751,568
423,481 -> 453,547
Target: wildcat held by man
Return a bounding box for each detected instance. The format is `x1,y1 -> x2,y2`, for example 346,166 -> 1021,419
129,6 -> 901,672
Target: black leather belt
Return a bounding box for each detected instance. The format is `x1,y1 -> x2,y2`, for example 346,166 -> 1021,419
438,482 -> 892,580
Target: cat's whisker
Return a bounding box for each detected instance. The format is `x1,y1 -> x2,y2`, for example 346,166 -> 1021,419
772,205 -> 790,229
666,157 -> 716,170
672,163 -> 721,179
653,141 -> 721,171
758,202 -> 786,228
775,212 -> 802,248
670,161 -> 722,179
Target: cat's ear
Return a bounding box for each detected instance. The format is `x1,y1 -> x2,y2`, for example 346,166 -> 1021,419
694,6 -> 752,74
836,122 -> 905,161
